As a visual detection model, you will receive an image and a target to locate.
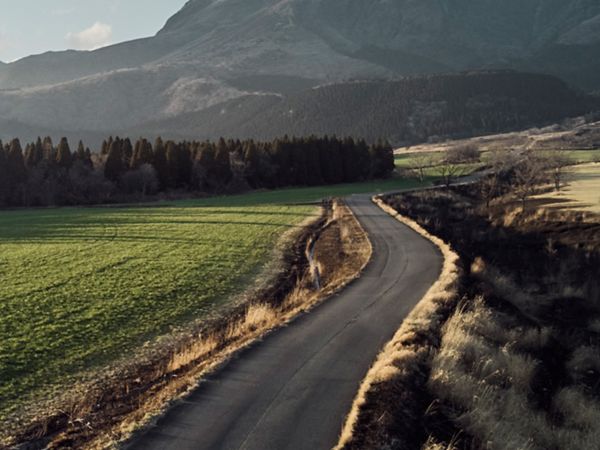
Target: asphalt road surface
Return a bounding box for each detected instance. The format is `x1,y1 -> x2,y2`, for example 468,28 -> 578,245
126,194 -> 442,450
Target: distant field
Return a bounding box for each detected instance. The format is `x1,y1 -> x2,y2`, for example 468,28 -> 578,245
0,176 -> 431,419
541,149 -> 600,164
394,152 -> 483,178
538,163 -> 600,213
395,149 -> 600,175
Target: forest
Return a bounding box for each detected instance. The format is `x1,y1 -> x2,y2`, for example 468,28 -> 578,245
133,71 -> 600,145
0,135 -> 394,207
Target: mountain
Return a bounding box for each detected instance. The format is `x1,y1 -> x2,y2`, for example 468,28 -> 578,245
129,72 -> 599,145
1,0 -> 600,144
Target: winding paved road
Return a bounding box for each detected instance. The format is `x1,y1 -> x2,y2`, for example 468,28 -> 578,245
126,194 -> 442,450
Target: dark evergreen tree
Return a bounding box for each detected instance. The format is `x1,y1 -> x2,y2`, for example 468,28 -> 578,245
242,140 -> 262,188
74,141 -> 93,168
131,138 -> 154,169
7,139 -> 27,205
0,142 -> 8,205
100,139 -> 109,156
56,137 -> 72,169
42,136 -> 55,161
193,143 -> 216,191
122,138 -> 133,167
369,139 -> 395,178
152,137 -> 169,190
290,138 -> 308,186
214,138 -> 233,187
104,138 -> 125,182
29,137 -> 44,167
304,137 -> 324,186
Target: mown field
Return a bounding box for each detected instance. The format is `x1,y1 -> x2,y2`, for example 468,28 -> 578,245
537,162 -> 600,213
0,176 -> 430,420
395,149 -> 600,182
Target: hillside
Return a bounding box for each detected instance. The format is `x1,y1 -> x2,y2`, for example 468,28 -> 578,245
1,0 -> 600,141
130,72 -> 598,145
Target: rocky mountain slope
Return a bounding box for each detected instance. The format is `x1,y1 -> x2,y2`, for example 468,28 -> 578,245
1,0 -> 600,143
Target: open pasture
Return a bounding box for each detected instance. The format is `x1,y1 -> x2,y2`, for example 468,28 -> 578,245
0,176 -> 431,419
538,162 -> 600,213
0,197 -> 316,417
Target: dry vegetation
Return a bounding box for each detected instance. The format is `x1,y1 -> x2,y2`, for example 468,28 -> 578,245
395,117 -> 600,156
4,200 -> 371,450
394,186 -> 598,449
340,161 -> 600,449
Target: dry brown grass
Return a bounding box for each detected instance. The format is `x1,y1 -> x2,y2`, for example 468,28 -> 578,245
336,196 -> 462,450
422,436 -> 460,450
429,298 -> 600,450
7,200 -> 372,450
361,186 -> 600,449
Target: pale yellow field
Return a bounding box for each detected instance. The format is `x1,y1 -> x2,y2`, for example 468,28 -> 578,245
541,163 -> 600,213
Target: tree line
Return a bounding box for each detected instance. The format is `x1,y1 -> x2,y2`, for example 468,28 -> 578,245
0,135 -> 394,207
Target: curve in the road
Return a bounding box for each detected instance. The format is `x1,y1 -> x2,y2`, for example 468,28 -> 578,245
125,194 -> 442,450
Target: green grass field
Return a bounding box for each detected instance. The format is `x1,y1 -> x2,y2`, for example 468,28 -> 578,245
0,176 -> 431,419
395,153 -> 483,178
540,149 -> 600,164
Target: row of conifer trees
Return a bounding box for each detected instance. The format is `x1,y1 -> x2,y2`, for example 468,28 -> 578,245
0,135 -> 394,207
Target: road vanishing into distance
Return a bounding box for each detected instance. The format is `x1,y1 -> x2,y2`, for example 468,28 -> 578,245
126,194 -> 443,450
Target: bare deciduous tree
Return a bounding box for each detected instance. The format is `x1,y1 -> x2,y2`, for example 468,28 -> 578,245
480,148 -> 520,208
547,150 -> 572,192
410,153 -> 435,182
436,161 -> 468,188
513,152 -> 546,208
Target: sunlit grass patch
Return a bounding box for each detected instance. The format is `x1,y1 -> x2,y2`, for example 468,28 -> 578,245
0,195 -> 316,418
535,162 -> 600,213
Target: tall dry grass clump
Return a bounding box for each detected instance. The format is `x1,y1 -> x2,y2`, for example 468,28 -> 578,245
393,186 -> 600,449
336,196 -> 462,450
429,297 -> 600,450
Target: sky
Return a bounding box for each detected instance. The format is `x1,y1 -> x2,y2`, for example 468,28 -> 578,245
0,0 -> 187,62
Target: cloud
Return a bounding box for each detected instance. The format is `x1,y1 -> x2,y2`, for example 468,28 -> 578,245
65,22 -> 112,51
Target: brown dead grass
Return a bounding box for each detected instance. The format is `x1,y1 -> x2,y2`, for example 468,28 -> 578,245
394,187 -> 600,449
430,298 -> 600,450
336,196 -> 462,450
7,200 -> 372,450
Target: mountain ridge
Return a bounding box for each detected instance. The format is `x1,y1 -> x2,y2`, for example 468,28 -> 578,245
1,0 -> 600,141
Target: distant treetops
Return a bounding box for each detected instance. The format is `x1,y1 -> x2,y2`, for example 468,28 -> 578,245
0,135 -> 394,207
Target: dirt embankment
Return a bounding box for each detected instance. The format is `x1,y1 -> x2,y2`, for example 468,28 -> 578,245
5,200 -> 371,450
344,187 -> 600,450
